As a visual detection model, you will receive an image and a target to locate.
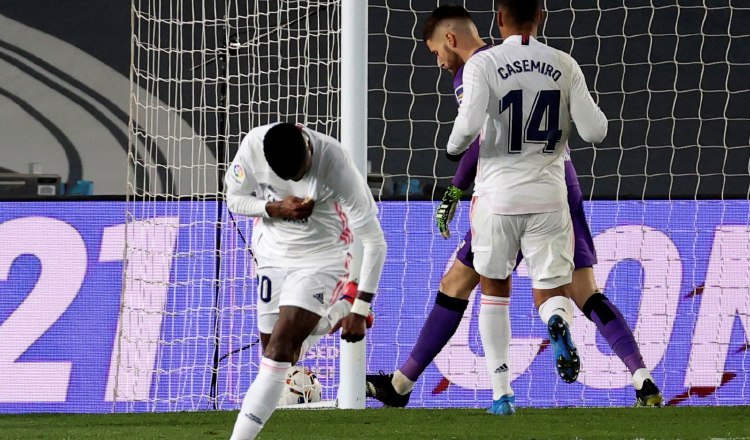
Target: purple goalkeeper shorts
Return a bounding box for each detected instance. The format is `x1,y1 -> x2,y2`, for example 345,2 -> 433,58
567,183 -> 598,268
455,229 -> 476,268
455,183 -> 597,270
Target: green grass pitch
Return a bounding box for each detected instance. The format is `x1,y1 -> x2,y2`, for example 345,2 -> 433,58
1,407 -> 749,439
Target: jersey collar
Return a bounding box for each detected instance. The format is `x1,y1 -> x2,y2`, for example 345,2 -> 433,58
503,34 -> 537,45
473,44 -> 493,55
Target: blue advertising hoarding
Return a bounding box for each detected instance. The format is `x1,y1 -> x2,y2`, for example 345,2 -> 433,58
0,200 -> 748,412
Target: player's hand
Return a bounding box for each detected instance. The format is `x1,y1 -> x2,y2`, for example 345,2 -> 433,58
340,313 -> 367,343
329,281 -> 361,334
267,196 -> 314,220
436,185 -> 463,239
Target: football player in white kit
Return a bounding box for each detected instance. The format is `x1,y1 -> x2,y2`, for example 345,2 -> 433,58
446,0 -> 608,384
225,123 -> 386,440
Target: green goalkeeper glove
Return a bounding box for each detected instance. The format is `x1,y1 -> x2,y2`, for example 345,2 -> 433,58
436,185 -> 463,239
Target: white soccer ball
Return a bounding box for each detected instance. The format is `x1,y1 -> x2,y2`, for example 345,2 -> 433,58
278,366 -> 322,405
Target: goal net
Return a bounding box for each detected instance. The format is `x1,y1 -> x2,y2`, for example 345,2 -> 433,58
121,0 -> 750,411
120,0 -> 342,411
366,0 -> 749,408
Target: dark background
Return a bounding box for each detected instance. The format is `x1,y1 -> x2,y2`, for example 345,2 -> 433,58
1,0 -> 748,199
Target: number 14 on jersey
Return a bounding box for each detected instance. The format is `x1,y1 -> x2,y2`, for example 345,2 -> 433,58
499,89 -> 562,154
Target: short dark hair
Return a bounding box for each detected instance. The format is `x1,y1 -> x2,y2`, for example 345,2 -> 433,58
497,0 -> 541,26
421,4 -> 472,42
263,123 -> 307,179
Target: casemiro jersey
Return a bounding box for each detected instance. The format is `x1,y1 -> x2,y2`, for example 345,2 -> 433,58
446,35 -> 607,215
225,124 -> 378,266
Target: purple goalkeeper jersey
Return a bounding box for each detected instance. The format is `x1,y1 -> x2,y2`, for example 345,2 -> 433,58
451,45 -> 492,190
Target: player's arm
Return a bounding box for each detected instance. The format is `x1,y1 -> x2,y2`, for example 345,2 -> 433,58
446,58 -> 490,158
225,134 -> 314,220
225,135 -> 271,217
436,138 -> 479,238
568,57 -> 608,143
324,147 -> 387,342
348,217 -> 386,303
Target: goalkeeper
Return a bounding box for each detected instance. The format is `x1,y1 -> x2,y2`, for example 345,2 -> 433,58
366,4 -> 662,412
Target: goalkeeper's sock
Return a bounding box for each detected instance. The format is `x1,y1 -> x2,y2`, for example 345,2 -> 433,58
398,291 -> 468,388
230,357 -> 290,440
632,368 -> 654,390
583,292 -> 646,374
392,370 -> 415,395
479,295 -> 514,399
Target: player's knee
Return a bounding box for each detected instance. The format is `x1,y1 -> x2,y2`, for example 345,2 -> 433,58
438,278 -> 474,299
581,291 -> 616,324
264,340 -> 298,363
480,276 -> 511,297
440,263 -> 479,298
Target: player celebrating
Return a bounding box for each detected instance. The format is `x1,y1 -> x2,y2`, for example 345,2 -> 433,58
226,123 -> 387,439
366,3 -> 662,411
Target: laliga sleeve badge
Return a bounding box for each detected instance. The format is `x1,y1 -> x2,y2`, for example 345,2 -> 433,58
230,163 -> 245,185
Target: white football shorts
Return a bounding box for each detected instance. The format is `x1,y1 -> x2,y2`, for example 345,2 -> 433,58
255,258 -> 348,334
470,196 -> 574,289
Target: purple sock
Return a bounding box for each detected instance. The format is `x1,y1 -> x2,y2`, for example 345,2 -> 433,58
583,292 -> 646,374
399,292 -> 468,382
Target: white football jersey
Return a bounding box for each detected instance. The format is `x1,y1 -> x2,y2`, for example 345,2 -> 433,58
225,124 -> 378,266
447,35 -> 607,215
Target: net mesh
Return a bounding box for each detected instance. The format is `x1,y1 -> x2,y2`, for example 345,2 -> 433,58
123,0 -> 342,411
365,0 -> 750,408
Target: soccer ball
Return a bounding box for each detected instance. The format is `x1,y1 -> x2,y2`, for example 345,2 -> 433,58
278,366 -> 322,405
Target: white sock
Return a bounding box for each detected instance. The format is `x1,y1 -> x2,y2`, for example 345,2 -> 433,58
311,299 -> 351,335
479,295 -> 513,400
230,357 -> 291,440
392,370 -> 415,395
632,368 -> 653,390
538,296 -> 574,327
297,334 -> 323,362
298,299 -> 352,362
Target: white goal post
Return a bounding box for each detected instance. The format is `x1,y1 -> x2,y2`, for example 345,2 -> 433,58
338,0 -> 369,410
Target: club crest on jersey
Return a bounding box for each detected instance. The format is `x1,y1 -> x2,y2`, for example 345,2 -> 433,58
230,163 -> 245,184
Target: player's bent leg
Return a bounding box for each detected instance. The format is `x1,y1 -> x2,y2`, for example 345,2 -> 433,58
230,306 -> 321,440
572,268 -> 663,406
265,306 -> 321,362
478,276 -> 515,415
439,257 -> 480,298
259,333 -> 271,351
260,332 -> 318,367
365,258 -> 477,407
536,286 -> 580,384
569,186 -> 662,403
522,209 -> 578,383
